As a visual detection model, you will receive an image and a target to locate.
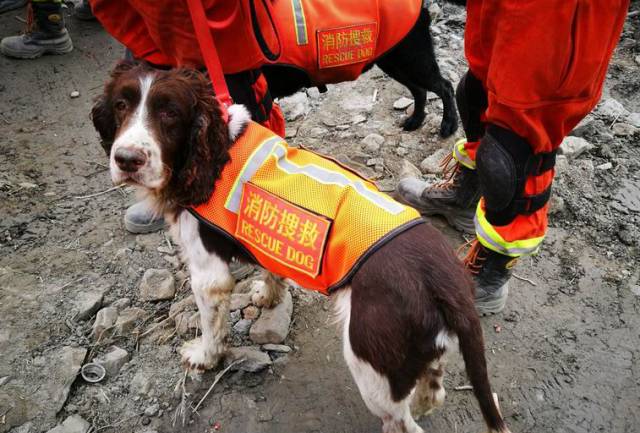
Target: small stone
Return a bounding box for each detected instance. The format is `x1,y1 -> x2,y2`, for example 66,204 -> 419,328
285,126 -> 298,139
93,346 -> 129,377
11,422 -> 34,433
279,92 -> 309,121
548,195 -> 565,216
395,147 -> 408,157
0,375 -> 10,386
596,162 -> 613,171
225,346 -> 272,372
335,124 -> 350,130
114,307 -> 146,334
351,114 -> 367,124
628,112 -> 640,128
73,288 -> 106,321
243,305 -> 260,320
139,269 -> 175,301
366,157 -> 384,167
230,293 -> 251,311
361,133 -> 384,153
19,182 -> 38,189
559,136 -> 593,159
399,160 -> 422,179
630,285 -> 640,297
309,127 -> 328,138
262,344 -> 291,353
249,290 -> 293,344
399,134 -> 421,150
612,122 -> 638,137
420,148 -> 449,174
144,403 -> 160,417
46,415 -> 90,433
393,97 -> 413,110
229,310 -> 241,324
233,319 -> 252,335
597,98 -> 629,119
635,55 -> 640,66
130,371 -> 154,396
174,311 -> 191,335
92,306 -> 118,337
141,416 -> 151,426
70,91 -> 80,99
306,87 -> 321,99
111,298 -> 131,311
427,2 -> 442,20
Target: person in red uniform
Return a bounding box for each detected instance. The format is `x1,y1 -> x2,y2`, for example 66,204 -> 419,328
399,0 -> 630,314
90,0 -> 285,234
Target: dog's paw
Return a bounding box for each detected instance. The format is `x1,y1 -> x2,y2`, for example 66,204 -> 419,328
179,338 -> 224,373
401,114 -> 425,131
250,280 -> 281,308
439,118 -> 458,138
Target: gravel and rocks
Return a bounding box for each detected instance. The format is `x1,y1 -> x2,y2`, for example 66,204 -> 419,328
225,346 -> 272,372
559,136 -> 594,159
45,415 -> 89,433
420,148 -> 449,174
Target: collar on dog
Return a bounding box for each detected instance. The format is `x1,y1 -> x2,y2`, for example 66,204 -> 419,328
187,0 -> 233,123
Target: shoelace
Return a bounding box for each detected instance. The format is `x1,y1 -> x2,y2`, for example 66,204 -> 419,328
458,239 -> 486,275
431,153 -> 461,191
25,2 -> 34,34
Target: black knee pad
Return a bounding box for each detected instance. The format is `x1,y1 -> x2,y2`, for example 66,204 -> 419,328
476,125 -> 556,226
455,71 -> 488,142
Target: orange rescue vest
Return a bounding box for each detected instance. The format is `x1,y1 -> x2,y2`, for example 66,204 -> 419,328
91,0 -> 422,83
190,122 -> 423,295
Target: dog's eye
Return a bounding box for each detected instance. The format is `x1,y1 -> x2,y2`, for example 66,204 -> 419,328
114,100 -> 127,112
159,109 -> 178,120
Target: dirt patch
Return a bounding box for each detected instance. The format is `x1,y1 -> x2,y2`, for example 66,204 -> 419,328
1,3 -> 639,433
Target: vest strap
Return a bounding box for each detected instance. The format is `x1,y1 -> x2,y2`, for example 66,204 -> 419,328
186,0 -> 233,122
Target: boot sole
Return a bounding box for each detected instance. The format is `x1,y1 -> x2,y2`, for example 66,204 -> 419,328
475,284 -> 509,316
124,217 -> 165,234
1,38 -> 73,59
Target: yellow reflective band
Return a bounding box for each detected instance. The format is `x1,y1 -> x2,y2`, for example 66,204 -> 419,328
452,138 -> 476,170
474,200 -> 545,258
291,0 -> 308,45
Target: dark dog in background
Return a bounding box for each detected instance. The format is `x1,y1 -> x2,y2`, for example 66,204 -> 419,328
261,8 -> 459,137
91,62 -> 509,433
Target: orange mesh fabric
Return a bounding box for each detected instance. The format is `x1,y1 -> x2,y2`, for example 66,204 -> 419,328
191,122 -> 422,294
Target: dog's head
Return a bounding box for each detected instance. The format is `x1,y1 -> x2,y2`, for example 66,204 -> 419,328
91,61 -> 250,206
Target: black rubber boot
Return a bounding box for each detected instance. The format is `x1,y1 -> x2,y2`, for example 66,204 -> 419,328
463,241 -> 515,315
397,152 -> 480,234
1,1 -> 73,59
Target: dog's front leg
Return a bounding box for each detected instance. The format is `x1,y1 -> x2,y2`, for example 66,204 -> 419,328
180,264 -> 234,373
172,211 -> 234,373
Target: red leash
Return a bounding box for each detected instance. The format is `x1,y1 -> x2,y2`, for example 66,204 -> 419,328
186,0 -> 233,123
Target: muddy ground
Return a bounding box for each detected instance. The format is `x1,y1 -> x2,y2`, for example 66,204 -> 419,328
1,2 -> 640,433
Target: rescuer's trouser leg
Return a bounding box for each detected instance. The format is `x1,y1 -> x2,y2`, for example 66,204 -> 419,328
461,0 -> 629,314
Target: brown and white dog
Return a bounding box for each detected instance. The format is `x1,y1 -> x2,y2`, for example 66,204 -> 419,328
92,62 -> 510,433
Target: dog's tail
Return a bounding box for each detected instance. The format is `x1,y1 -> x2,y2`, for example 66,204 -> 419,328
440,293 -> 510,432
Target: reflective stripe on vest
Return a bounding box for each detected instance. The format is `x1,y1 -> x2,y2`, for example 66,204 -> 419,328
291,0 -> 308,45
192,122 -> 423,294
474,199 -> 544,257
453,138 -> 476,170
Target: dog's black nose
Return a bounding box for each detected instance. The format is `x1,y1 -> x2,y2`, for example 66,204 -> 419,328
114,148 -> 147,172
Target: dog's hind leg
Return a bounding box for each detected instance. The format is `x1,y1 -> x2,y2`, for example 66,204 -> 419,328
376,8 -> 458,137
410,356 -> 447,418
334,290 -> 424,433
251,270 -> 286,308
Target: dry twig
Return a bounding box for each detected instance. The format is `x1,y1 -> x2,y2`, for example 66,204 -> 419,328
512,273 -> 538,286
74,184 -> 124,200
193,358 -> 245,413
453,385 -> 473,391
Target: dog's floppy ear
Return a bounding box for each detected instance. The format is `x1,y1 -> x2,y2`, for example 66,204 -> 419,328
171,70 -> 232,206
91,95 -> 116,155
90,60 -> 140,155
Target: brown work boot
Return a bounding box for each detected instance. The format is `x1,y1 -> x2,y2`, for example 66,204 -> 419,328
397,152 -> 480,234
461,240 -> 515,316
